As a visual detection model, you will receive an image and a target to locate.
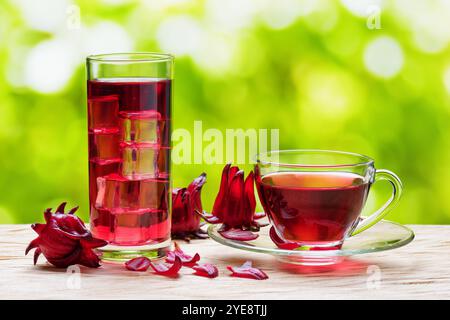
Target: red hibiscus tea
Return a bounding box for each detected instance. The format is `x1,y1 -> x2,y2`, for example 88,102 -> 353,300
256,172 -> 370,245
86,54 -> 173,260
88,79 -> 171,245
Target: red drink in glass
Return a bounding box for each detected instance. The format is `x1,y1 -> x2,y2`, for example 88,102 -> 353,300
256,172 -> 370,243
86,54 -> 173,261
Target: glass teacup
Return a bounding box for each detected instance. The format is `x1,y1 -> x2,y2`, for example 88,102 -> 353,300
255,149 -> 402,249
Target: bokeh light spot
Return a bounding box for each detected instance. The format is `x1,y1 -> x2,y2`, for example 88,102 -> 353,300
25,39 -> 78,93
393,0 -> 450,54
260,0 -> 312,30
304,72 -> 356,117
341,0 -> 382,17
193,34 -> 236,74
156,16 -> 203,56
363,36 -> 404,78
83,21 -> 133,56
15,0 -> 71,32
205,0 -> 256,32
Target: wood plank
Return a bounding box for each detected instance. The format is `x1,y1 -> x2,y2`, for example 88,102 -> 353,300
0,224 -> 449,299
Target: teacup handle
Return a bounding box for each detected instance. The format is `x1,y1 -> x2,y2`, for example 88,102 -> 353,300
351,169 -> 403,236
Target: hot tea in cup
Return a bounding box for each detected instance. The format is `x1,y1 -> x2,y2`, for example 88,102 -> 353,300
255,150 -> 402,249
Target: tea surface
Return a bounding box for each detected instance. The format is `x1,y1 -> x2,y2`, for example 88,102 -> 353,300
257,172 -> 370,244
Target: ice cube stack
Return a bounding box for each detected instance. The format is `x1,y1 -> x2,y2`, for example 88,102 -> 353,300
87,79 -> 171,245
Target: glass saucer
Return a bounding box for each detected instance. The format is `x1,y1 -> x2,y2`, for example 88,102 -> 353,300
208,219 -> 414,266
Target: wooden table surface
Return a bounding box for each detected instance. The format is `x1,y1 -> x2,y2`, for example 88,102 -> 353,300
1,224 -> 449,300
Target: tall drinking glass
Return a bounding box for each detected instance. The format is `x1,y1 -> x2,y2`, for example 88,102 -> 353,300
86,53 -> 173,261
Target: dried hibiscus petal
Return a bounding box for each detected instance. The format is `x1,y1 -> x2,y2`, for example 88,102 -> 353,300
171,173 -> 208,241
197,164 -> 266,241
166,242 -> 200,267
193,263 -> 219,278
25,203 -> 108,268
219,228 -> 258,241
269,226 -> 300,250
149,256 -> 183,277
125,257 -> 151,272
227,261 -> 268,280
199,212 -> 221,224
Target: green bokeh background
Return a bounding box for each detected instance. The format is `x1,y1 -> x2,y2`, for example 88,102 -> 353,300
1,0 -> 449,224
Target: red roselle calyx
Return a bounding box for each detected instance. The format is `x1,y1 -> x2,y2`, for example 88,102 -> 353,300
193,263 -> 219,278
219,229 -> 259,241
171,173 -> 208,241
125,257 -> 151,272
149,256 -> 183,277
25,203 -> 108,268
198,164 -> 266,240
227,261 -> 268,280
124,243 -> 219,279
166,242 -> 200,267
